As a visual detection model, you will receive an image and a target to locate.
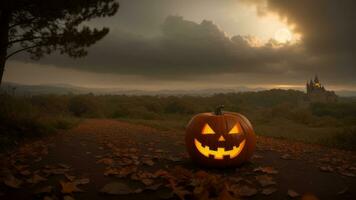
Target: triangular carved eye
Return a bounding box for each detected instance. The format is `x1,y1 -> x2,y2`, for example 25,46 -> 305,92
229,123 -> 242,134
202,124 -> 215,134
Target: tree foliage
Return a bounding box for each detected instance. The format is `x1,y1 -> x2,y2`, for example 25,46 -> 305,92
0,0 -> 119,82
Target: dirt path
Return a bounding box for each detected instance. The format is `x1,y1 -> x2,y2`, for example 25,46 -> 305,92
1,119 -> 355,200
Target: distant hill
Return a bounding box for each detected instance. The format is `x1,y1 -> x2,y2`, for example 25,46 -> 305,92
0,82 -> 266,96
1,82 -> 355,97
1,82 -> 83,95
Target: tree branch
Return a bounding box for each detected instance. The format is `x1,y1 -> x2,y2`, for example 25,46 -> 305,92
5,44 -> 41,60
8,17 -> 37,29
8,36 -> 42,45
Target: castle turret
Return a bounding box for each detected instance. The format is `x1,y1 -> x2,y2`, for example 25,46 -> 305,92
306,75 -> 337,102
314,75 -> 319,83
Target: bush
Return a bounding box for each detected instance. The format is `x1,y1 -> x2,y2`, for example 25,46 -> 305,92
323,127 -> 356,150
0,94 -> 77,151
68,95 -> 101,117
290,108 -> 314,125
311,102 -> 356,118
164,99 -> 195,114
111,105 -> 131,118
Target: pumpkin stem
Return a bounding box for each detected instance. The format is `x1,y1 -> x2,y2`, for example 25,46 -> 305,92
214,105 -> 224,115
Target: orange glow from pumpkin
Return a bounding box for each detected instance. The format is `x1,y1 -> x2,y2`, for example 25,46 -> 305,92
202,123 -> 215,134
229,123 -> 242,134
194,139 -> 246,160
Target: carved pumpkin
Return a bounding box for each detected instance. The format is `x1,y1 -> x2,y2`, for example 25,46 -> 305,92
185,105 -> 256,167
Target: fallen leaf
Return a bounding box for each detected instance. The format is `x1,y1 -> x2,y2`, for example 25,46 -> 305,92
194,170 -> 210,179
27,174 -> 47,184
229,177 -> 243,183
142,158 -> 154,166
145,183 -> 162,191
319,166 -> 333,172
20,169 -> 31,176
64,174 -> 76,181
337,187 -> 348,195
237,185 -> 257,197
172,185 -> 190,200
97,158 -> 114,165
339,171 -> 355,177
154,169 -> 169,177
60,181 -> 82,193
287,189 -> 300,198
261,187 -> 277,195
280,154 -> 291,160
105,166 -> 138,178
254,166 -> 278,174
141,178 -> 154,186
103,168 -> 119,176
13,165 -> 27,171
43,168 -> 70,175
100,181 -> 142,195
4,174 -> 23,188
74,178 -> 90,185
58,164 -> 71,169
255,175 -> 276,187
155,149 -> 164,153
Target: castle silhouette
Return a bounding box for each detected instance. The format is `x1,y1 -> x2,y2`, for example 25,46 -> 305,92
306,75 -> 337,102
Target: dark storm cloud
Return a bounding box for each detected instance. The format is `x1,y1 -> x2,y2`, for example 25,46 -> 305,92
276,0 -> 354,54
245,0 -> 356,57
12,0 -> 356,84
20,16 -> 307,79
241,0 -> 356,84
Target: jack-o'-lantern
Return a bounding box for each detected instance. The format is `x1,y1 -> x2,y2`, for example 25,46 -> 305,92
185,105 -> 256,167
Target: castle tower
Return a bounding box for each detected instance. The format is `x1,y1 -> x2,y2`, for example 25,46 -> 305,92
314,75 -> 319,83
314,75 -> 321,88
306,75 -> 337,102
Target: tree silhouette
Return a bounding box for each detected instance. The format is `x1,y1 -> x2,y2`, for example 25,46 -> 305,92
0,0 -> 119,84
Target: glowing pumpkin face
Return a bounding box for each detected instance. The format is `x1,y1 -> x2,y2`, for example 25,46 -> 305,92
185,106 -> 256,167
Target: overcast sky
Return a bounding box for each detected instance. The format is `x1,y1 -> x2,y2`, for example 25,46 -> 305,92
4,0 -> 356,90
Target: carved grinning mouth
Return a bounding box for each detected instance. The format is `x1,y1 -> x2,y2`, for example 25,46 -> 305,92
194,139 -> 246,160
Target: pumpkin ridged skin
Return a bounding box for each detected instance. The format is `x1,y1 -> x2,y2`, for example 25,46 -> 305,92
185,111 -> 256,167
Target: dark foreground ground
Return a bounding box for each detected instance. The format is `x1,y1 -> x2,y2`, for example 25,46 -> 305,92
0,119 -> 355,200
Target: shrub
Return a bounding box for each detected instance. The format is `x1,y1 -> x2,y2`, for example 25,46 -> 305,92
68,95 -> 101,117
0,94 -> 54,150
111,105 -> 130,118
290,108 -> 314,125
311,102 -> 356,118
164,99 -> 195,114
322,127 -> 356,150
